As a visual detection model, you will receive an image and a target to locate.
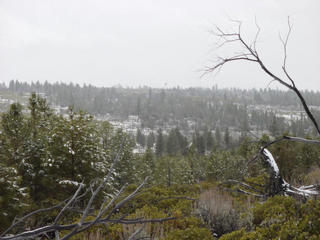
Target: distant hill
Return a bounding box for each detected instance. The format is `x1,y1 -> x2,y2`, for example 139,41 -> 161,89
1,80 -> 320,138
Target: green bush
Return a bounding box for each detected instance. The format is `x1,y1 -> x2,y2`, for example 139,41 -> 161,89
165,226 -> 214,240
220,196 -> 320,240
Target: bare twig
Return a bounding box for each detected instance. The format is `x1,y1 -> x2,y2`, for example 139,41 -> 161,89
54,181 -> 84,225
206,18 -> 320,136
128,224 -> 146,240
1,136 -> 174,240
0,216 -> 176,240
0,199 -> 69,238
0,176 -> 175,240
206,19 -> 320,198
224,180 -> 265,195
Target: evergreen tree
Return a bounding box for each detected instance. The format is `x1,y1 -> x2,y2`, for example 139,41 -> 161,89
49,108 -> 105,188
136,97 -> 142,116
270,115 -> 279,136
136,128 -> 145,147
138,148 -> 155,181
196,132 -> 206,155
103,128 -> 135,187
0,162 -> 27,231
224,127 -> 230,148
215,126 -> 222,148
241,109 -> 249,133
146,132 -> 155,148
206,129 -> 214,151
166,128 -> 180,156
0,105 -> 28,230
155,129 -> 165,157
20,93 -> 53,202
175,128 -> 188,154
1,103 -> 25,166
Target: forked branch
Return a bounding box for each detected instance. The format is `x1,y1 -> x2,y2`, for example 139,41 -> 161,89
0,177 -> 175,240
206,19 -> 320,136
1,139 -> 175,240
209,19 -> 320,199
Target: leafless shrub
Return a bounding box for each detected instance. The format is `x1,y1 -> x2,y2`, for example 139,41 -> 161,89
304,166 -> 320,186
196,188 -> 240,237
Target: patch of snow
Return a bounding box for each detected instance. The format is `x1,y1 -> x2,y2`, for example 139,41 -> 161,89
59,180 -> 81,186
263,148 -> 279,175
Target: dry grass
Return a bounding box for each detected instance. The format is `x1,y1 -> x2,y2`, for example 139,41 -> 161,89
79,229 -> 105,240
198,188 -> 234,216
115,208 -> 167,240
196,187 -> 240,237
304,165 -> 320,185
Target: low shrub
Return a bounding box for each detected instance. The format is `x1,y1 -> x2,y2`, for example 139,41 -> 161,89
196,187 -> 242,237
220,196 -> 320,240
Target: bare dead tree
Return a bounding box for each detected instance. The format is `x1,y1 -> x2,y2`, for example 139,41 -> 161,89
206,18 -> 320,198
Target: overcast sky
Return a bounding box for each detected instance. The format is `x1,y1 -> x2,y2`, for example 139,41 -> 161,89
0,0 -> 319,90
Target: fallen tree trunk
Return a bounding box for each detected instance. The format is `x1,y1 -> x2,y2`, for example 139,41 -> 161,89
261,147 -> 319,199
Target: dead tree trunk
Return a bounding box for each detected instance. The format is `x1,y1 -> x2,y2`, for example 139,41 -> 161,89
207,18 -> 320,199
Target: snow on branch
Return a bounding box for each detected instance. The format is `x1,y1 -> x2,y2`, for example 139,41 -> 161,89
262,149 -> 279,176
261,148 -> 319,198
206,18 -> 320,200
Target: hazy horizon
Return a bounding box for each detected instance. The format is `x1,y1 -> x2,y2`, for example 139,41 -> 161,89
1,0 -> 319,90
4,80 -> 320,94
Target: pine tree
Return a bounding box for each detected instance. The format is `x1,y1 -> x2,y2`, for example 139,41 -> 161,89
1,103 -> 25,166
108,129 -> 135,187
196,133 -> 206,155
206,129 -> 214,152
175,128 -> 188,154
49,108 -> 106,187
20,93 -> 53,202
224,127 -> 230,148
0,162 -> 27,231
0,107 -> 28,230
215,126 -> 221,148
270,115 -> 279,137
136,128 -> 146,147
166,128 -> 180,156
194,130 -> 205,155
139,148 -> 155,181
146,132 -> 155,148
155,129 -> 165,157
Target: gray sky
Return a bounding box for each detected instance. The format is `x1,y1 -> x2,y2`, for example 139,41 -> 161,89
0,0 -> 319,90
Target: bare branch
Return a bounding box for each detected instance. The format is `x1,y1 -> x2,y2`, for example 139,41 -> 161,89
128,224 -> 146,240
205,57 -> 258,74
0,216 -> 176,240
1,136 -> 173,240
253,16 -> 261,54
54,181 -> 84,225
0,199 -> 69,238
104,177 -> 149,220
0,175 -> 175,240
224,180 -> 265,195
236,188 -> 265,198
206,19 -> 320,136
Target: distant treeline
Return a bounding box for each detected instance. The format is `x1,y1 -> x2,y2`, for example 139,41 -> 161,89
2,80 -> 320,136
